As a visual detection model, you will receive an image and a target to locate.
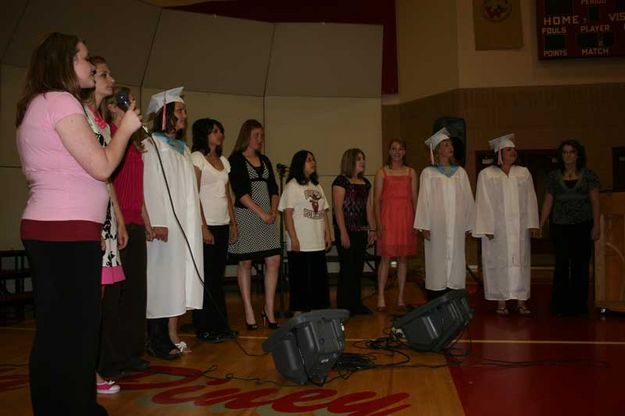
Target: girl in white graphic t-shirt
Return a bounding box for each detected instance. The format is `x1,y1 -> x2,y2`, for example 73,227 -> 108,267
279,150 -> 332,312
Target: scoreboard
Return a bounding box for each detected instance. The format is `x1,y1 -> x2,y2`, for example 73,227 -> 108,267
537,0 -> 625,59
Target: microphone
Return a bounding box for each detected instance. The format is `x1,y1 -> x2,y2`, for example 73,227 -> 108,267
276,163 -> 288,177
114,90 -> 131,111
114,91 -> 151,136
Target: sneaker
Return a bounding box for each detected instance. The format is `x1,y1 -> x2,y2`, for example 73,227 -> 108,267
97,380 -> 120,395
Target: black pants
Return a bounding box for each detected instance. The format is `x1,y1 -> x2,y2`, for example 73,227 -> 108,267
550,220 -> 593,315
99,224 -> 147,374
426,288 -> 451,302
146,317 -> 175,355
288,250 -> 330,312
24,240 -> 107,416
335,230 -> 368,311
192,225 -> 231,333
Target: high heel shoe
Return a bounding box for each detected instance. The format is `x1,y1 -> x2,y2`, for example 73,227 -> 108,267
261,307 -> 279,329
245,320 -> 258,331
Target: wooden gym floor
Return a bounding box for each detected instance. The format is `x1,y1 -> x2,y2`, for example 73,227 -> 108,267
1,276 -> 625,416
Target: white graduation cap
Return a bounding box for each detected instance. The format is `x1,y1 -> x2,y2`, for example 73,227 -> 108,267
147,87 -> 185,131
488,133 -> 515,165
424,127 -> 451,165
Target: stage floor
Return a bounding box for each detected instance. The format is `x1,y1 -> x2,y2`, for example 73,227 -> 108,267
1,279 -> 625,415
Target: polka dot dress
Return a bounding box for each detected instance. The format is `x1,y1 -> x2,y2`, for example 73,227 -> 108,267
228,160 -> 280,261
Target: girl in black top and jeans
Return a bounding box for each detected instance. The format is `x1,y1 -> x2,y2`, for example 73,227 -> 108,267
540,139 -> 600,316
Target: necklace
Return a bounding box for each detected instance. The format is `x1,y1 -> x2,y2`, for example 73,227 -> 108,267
89,106 -> 107,130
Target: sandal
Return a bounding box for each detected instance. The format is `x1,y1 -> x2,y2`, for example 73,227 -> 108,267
175,341 -> 190,353
496,307 -> 509,315
517,305 -> 531,315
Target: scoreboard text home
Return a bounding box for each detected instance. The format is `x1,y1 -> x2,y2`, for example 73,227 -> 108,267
537,0 -> 625,59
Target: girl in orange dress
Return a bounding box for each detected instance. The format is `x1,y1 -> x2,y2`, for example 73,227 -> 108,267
374,140 -> 418,311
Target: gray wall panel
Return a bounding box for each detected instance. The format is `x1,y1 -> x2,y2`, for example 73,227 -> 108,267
0,167 -> 28,249
266,23 -> 383,98
2,0 -> 160,86
143,10 -> 273,95
0,0 -> 28,61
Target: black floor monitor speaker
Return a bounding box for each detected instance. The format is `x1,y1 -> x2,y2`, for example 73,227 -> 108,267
262,309 -> 349,385
433,117 -> 467,167
392,289 -> 473,352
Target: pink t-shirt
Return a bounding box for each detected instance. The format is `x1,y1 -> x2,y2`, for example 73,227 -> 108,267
17,92 -> 109,224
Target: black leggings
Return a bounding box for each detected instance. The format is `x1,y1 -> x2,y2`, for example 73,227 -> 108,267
24,240 -> 106,416
335,230 -> 368,310
288,250 -> 330,312
99,224 -> 147,374
192,225 -> 231,333
550,221 -> 593,315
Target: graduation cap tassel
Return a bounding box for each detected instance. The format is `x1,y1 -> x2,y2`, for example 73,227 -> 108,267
430,144 -> 435,165
498,149 -> 503,166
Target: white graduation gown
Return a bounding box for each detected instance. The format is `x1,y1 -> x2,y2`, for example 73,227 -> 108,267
143,134 -> 204,318
472,165 -> 539,301
414,166 -> 475,291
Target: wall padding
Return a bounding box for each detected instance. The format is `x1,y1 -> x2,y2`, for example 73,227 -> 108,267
2,0 -> 160,86
0,167 -> 28,249
144,10 -> 274,95
266,23 -> 383,98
